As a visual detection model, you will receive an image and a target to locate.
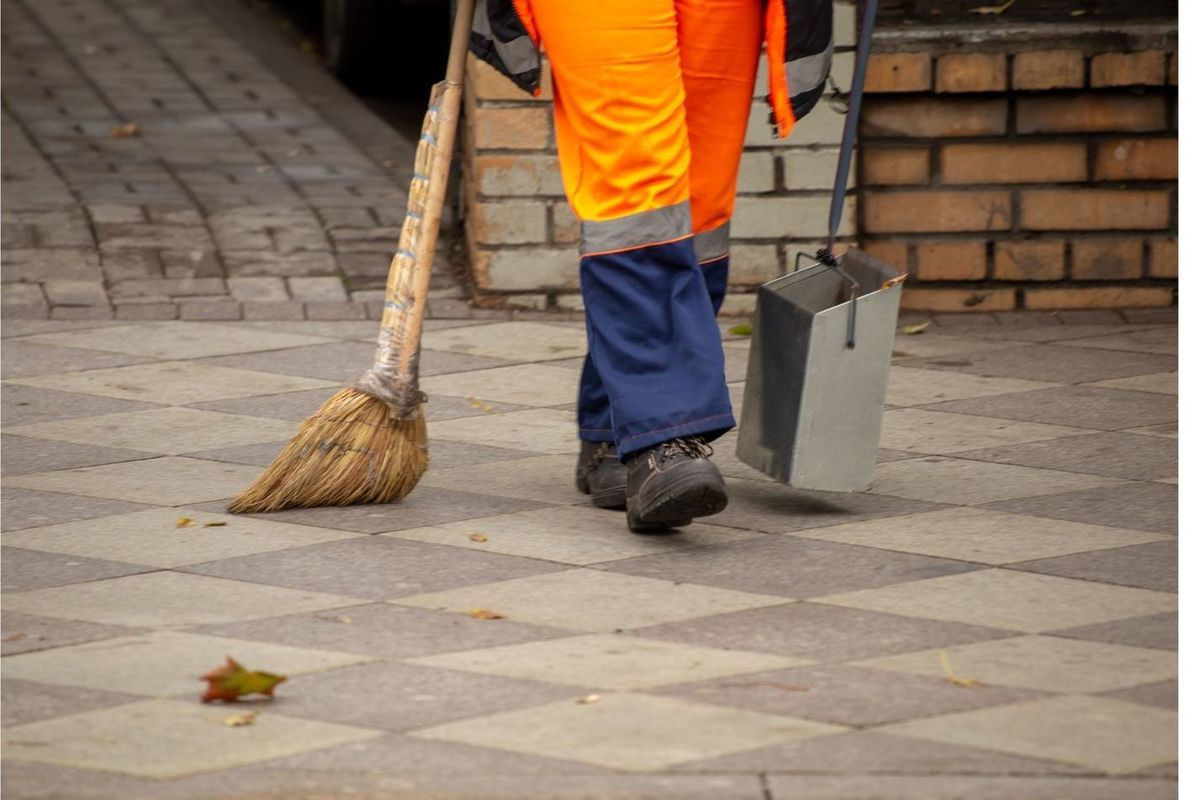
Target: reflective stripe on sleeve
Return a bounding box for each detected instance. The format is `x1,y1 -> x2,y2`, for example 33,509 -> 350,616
784,39 -> 834,96
580,200 -> 693,256
694,222 -> 730,263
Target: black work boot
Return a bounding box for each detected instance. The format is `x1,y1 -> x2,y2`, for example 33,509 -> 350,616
625,436 -> 728,532
575,441 -> 627,509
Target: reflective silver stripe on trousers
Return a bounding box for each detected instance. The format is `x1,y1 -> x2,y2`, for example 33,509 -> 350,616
471,3 -> 540,75
580,200 -> 692,256
694,223 -> 730,262
784,39 -> 834,95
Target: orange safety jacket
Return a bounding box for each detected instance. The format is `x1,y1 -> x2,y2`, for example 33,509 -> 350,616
468,0 -> 834,140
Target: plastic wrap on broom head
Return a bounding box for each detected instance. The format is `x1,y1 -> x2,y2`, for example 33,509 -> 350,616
353,325 -> 426,420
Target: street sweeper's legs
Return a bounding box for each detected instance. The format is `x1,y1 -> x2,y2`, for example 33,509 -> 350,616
529,0 -> 761,459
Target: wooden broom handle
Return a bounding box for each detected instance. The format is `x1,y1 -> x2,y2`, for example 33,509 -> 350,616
445,0 -> 474,86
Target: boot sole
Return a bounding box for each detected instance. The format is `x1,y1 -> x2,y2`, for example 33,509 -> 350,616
627,474 -> 728,533
577,476 -> 628,511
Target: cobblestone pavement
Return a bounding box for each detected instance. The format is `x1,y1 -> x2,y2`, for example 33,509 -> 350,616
0,311 -> 1178,799
2,0 -> 468,323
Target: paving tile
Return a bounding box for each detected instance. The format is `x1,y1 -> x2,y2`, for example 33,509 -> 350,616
411,693 -> 844,771
192,602 -> 567,661
9,361 -> 336,406
21,321 -> 337,359
394,568 -> 793,632
853,634 -> 1176,693
1,571 -> 360,628
924,386 -> 1177,431
427,408 -> 579,454
184,535 -> 564,600
1,487 -> 154,531
239,319 -> 382,340
426,438 -> 537,468
388,505 -> 759,566
420,455 -> 588,506
680,729 -> 1089,776
2,630 -> 372,699
1090,372 -> 1177,395
423,393 -> 531,422
888,335 -> 1022,360
1131,422 -> 1178,439
421,364 -> 581,407
193,484 -> 551,533
2,679 -> 139,728
632,601 -> 1011,663
656,663 -> 1039,727
954,431 -> 1176,481
0,611 -> 142,657
812,569 -> 1177,633
952,322 -> 1163,343
1,435 -> 155,476
1,319 -> 126,339
1,699 -> 381,779
202,340 -> 517,381
1,340 -> 156,379
8,407 -> 299,455
1,384 -> 161,426
901,344 -> 1176,384
1052,612 -> 1177,652
410,634 -> 805,691
1011,540 -> 1177,592
1,546 -> 151,592
274,660 -> 580,732
881,695 -> 1176,774
3,507 -> 360,568
790,507 -> 1168,565
880,409 -> 1083,454
183,440 -> 293,466
706,477 -> 942,533
767,774 -> 1175,799
420,321 -> 590,362
603,535 -> 978,599
1059,327 -> 1176,355
186,387 -> 345,420
5,457 -> 264,506
1104,679 -> 1177,710
986,481 -> 1177,534
885,367 -> 1058,407
869,457 -> 1121,505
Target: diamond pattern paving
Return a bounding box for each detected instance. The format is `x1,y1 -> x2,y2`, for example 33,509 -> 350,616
0,302 -> 1175,798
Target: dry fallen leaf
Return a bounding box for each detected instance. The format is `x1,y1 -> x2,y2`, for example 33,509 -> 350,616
110,122 -> 139,138
223,711 -> 257,727
962,292 -> 990,307
969,0 -> 1014,14
729,323 -> 753,336
939,650 -> 983,688
81,44 -> 99,56
903,321 -> 931,335
467,396 -> 494,413
468,608 -> 506,620
176,516 -> 195,528
314,613 -> 352,624
203,521 -> 228,528
881,273 -> 909,289
577,693 -> 603,704
201,656 -> 287,703
468,533 -> 489,543
255,165 -> 272,174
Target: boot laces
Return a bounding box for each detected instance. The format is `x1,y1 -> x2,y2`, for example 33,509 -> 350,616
649,436 -> 713,472
587,442 -> 615,471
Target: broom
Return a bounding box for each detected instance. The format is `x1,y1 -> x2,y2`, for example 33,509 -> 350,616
228,0 -> 476,514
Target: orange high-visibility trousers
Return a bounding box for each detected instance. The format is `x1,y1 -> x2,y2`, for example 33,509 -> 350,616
528,0 -> 763,265
525,0 -> 763,456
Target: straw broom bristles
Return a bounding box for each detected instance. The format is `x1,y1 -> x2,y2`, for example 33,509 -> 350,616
227,19 -> 470,514
226,390 -> 428,513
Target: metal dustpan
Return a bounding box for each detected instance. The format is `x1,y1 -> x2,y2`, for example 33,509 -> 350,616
737,249 -> 904,491
736,0 -> 905,492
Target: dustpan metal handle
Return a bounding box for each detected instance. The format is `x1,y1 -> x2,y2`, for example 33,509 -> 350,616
826,0 -> 879,257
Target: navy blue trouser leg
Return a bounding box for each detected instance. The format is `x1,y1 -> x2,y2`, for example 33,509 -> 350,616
575,241 -> 733,459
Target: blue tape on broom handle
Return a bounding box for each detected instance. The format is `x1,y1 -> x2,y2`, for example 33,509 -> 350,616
826,0 -> 880,255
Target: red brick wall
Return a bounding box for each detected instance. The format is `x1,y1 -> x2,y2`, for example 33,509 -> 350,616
860,41 -> 1177,312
